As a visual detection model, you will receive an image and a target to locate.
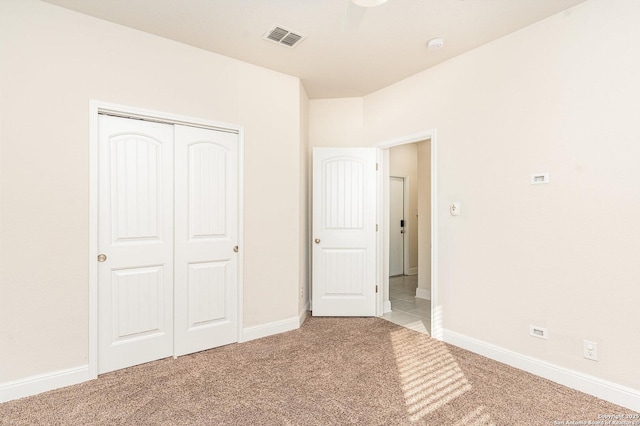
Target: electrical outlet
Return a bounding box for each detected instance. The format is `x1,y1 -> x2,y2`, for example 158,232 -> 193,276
583,340 -> 598,361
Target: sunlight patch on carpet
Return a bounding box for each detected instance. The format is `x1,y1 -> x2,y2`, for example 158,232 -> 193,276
391,327 -> 472,422
452,405 -> 496,426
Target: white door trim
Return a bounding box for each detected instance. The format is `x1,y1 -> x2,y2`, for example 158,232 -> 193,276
88,100 -> 244,379
375,149 -> 384,316
376,129 -> 439,339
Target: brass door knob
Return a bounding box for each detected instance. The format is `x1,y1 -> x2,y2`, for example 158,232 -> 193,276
314,239 -> 321,244
233,246 -> 239,253
97,254 -> 107,262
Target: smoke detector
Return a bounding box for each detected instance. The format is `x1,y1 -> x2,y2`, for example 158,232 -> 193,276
263,25 -> 306,48
427,37 -> 445,50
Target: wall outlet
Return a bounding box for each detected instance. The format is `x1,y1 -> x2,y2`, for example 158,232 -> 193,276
529,325 -> 548,339
583,340 -> 598,361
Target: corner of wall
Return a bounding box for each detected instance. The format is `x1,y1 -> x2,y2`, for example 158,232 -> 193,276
299,83 -> 311,317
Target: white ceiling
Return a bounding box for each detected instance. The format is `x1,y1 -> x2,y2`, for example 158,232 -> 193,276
43,0 -> 586,99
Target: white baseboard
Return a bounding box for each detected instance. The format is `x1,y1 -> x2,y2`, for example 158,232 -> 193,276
0,365 -> 89,403
415,287 -> 431,300
1,314 -> 305,402
383,300 -> 392,314
442,330 -> 640,413
406,267 -> 418,276
241,316 -> 300,343
299,301 -> 310,326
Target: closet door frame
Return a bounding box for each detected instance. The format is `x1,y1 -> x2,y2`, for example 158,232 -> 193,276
88,100 -> 244,379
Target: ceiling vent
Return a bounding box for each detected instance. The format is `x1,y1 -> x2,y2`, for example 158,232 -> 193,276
263,25 -> 306,48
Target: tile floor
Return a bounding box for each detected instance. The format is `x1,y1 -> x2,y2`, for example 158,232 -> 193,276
381,275 -> 431,335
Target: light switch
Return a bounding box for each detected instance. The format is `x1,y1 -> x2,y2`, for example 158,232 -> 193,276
450,202 -> 460,216
530,173 -> 549,185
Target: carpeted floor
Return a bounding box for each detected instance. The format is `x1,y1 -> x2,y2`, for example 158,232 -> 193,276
0,317 -> 634,425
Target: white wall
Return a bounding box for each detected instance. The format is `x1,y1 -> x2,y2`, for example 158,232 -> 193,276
388,144 -> 419,273
0,0 -> 304,383
309,98 -> 365,147
364,0 -> 640,390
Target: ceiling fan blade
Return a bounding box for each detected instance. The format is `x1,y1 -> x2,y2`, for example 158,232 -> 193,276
342,1 -> 366,32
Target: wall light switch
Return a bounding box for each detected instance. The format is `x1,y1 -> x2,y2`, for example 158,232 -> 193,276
450,202 -> 460,216
531,173 -> 550,185
529,325 -> 548,339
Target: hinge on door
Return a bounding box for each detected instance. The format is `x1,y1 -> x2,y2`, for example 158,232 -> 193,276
376,285 -> 379,293
376,163 -> 379,171
376,224 -> 378,232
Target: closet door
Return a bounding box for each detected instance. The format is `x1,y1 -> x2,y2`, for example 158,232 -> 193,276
174,125 -> 238,356
97,115 -> 175,374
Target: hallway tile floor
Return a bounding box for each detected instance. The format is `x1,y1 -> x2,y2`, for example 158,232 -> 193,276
381,275 -> 431,335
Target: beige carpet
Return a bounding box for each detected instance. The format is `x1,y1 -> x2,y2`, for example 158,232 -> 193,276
0,317 -> 634,425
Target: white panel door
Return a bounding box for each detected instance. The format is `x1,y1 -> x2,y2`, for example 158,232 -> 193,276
312,147 -> 378,317
98,115 -> 174,374
389,177 -> 405,276
174,125 -> 238,356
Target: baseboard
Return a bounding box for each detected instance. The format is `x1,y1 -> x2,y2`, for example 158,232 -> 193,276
241,316 -> 300,343
0,365 -> 89,403
415,287 -> 431,300
442,330 -> 640,413
299,301 -> 310,326
406,267 -> 418,276
383,300 -> 392,314
1,315 -> 304,402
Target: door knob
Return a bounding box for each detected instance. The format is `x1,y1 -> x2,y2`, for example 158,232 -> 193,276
233,246 -> 239,253
314,239 -> 321,244
97,254 -> 107,262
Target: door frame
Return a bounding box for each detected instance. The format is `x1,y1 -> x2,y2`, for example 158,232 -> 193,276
376,129 -> 440,339
88,100 -> 245,379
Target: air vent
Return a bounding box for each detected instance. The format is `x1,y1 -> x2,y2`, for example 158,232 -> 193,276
263,25 -> 306,48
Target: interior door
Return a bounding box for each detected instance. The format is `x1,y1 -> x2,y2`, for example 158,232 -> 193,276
98,115 -> 175,374
389,177 -> 405,276
174,125 -> 238,356
312,147 -> 378,317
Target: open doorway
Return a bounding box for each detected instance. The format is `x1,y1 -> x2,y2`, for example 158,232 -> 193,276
381,138 -> 433,335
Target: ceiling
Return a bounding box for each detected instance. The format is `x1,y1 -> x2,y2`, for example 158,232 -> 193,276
43,0 -> 586,99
